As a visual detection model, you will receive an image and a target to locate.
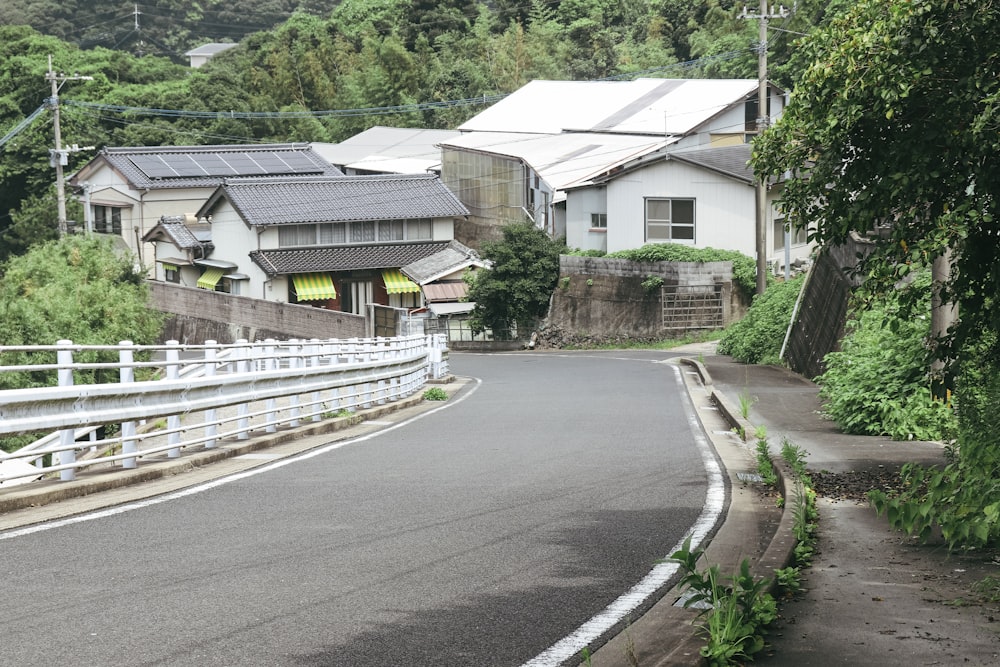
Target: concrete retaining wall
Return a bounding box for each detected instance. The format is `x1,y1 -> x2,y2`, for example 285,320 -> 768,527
148,282 -> 366,344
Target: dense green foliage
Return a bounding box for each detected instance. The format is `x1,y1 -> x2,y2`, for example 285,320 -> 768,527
871,337 -> 1000,549
608,243 -> 758,301
0,235 -> 163,382
0,235 -> 164,452
717,275 -> 802,364
466,222 -> 564,337
753,0 -> 1000,369
816,274 -> 956,440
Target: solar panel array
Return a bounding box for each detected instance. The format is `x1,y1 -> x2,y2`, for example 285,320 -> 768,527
128,150 -> 322,179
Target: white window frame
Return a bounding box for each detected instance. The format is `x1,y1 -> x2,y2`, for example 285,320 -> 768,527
645,198 -> 695,243
590,213 -> 607,229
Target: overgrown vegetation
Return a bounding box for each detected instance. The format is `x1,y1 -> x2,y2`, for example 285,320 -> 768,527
870,334 -> 1000,549
0,236 -> 163,452
717,275 -> 803,364
816,273 -> 957,441
606,244 -> 759,300
670,538 -> 777,666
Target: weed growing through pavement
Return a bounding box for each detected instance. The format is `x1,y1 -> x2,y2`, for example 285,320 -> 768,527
670,537 -> 777,666
738,391 -> 757,419
422,387 -> 448,401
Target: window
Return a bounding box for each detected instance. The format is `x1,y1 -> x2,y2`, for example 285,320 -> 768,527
379,220 -> 404,242
407,219 -> 432,240
163,264 -> 180,284
278,225 -> 316,247
590,213 -> 607,229
773,219 -> 808,251
350,221 -> 375,243
645,199 -> 695,242
93,206 -> 123,235
319,223 -> 345,244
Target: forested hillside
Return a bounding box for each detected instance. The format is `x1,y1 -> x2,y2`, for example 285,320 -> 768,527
0,0 -> 845,260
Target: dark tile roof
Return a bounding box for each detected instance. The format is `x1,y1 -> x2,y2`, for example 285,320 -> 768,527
249,242 -> 453,277
141,215 -> 213,254
78,144 -> 342,190
401,240 -> 482,284
209,173 -> 469,226
668,145 -> 754,184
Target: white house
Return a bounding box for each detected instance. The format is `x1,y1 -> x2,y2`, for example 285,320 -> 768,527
440,78 -> 786,248
143,173 -> 475,317
184,43 -> 238,68
564,144 -> 811,271
69,143 -> 341,270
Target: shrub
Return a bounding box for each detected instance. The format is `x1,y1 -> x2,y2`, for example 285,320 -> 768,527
717,276 -> 803,364
606,243 -> 759,299
816,273 -> 956,441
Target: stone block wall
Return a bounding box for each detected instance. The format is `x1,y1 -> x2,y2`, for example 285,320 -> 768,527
540,256 -> 744,346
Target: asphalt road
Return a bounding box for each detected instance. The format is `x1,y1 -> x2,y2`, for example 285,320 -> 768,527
0,350 -> 719,666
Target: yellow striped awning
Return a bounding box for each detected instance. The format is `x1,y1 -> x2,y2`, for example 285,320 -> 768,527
196,267 -> 225,289
292,273 -> 337,301
382,269 -> 420,294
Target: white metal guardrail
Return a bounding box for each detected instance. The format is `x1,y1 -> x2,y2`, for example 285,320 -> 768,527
0,334 -> 449,485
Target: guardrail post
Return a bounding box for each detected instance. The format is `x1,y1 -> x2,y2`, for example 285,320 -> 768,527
166,341 -> 182,458
236,340 -> 250,440
264,339 -> 277,433
119,340 -> 138,468
308,340 -> 322,422
56,340 -> 76,481
288,340 -> 301,427
204,341 -> 218,448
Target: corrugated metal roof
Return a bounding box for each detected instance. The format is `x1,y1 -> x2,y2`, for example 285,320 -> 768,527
312,127 -> 459,172
421,282 -> 468,302
457,79 -> 760,136
440,133 -> 670,199
206,173 -> 469,226
249,242 -> 452,277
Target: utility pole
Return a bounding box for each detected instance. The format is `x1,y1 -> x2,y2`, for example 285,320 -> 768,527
45,55 -> 93,236
741,2 -> 789,295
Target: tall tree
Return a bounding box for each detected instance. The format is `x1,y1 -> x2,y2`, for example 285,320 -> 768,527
752,0 -> 1000,365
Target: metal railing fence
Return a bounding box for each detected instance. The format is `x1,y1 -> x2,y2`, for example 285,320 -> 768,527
0,334 -> 449,485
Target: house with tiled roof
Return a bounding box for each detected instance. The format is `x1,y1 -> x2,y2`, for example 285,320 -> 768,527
69,143 -> 342,270
562,144 -> 812,272
146,173 -> 473,316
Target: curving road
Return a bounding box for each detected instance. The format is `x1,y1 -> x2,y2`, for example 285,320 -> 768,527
0,351 -> 721,666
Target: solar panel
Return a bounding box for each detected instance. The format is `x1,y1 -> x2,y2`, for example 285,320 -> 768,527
129,155 -> 178,178
128,150 -> 324,180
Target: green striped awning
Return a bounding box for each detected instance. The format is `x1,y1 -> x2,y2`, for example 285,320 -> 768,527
161,263 -> 179,272
292,273 -> 337,301
382,269 -> 420,294
196,267 -> 225,289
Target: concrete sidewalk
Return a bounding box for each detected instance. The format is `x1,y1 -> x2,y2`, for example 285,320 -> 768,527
702,347 -> 999,666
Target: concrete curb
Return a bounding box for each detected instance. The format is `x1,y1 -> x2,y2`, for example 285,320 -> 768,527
587,359 -> 800,666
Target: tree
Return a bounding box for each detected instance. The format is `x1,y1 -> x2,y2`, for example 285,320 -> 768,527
0,235 -> 163,371
466,221 -> 564,337
752,0 -> 1000,368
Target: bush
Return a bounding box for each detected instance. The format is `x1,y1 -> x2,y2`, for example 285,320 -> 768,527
607,243 -> 759,299
717,276 -> 803,364
816,273 -> 956,441
871,334 -> 1000,549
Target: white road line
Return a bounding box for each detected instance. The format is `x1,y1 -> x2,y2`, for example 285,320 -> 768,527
520,362 -> 726,667
0,380 -> 481,541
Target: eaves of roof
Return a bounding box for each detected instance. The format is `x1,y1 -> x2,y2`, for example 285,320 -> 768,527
249,242 -> 453,277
